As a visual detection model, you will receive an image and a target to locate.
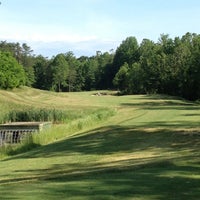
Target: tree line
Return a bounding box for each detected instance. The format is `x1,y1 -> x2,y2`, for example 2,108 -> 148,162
0,32 -> 200,100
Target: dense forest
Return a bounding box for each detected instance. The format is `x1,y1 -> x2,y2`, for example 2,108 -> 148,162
0,32 -> 200,100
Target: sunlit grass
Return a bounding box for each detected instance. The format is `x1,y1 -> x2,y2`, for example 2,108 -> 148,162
0,87 -> 199,199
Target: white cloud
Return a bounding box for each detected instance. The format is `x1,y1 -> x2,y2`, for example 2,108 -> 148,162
0,20 -> 120,57
31,37 -> 119,57
0,23 -> 98,43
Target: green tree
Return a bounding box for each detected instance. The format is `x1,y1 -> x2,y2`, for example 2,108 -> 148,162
139,39 -> 161,93
127,62 -> 144,94
50,54 -> 69,92
190,34 -> 200,100
113,62 -> 129,92
83,58 -> 98,90
64,52 -> 79,92
76,56 -> 90,91
21,43 -> 35,86
95,51 -> 114,89
180,33 -> 200,100
0,51 -> 25,89
0,41 -> 35,87
112,37 -> 139,82
33,55 -> 51,90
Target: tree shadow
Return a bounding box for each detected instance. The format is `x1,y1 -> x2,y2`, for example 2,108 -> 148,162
1,123 -> 200,199
182,113 -> 200,117
4,123 -> 199,160
0,157 -> 200,200
121,94 -> 200,110
131,94 -> 195,102
121,101 -> 199,110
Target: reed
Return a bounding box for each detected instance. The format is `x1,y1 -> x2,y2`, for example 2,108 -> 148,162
0,108 -> 115,157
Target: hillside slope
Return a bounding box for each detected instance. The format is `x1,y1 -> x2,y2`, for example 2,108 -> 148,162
0,87 -> 200,200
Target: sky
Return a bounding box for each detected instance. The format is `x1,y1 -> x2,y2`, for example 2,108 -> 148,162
0,0 -> 200,57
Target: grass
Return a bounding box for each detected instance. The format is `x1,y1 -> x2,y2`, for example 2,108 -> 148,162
0,87 -> 200,199
6,107 -> 111,123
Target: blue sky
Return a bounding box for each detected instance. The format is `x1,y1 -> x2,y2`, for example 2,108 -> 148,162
1,0 -> 200,57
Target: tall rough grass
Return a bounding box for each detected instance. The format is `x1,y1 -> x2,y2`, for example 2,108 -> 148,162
0,102 -> 11,124
27,108 -> 115,145
0,135 -> 40,158
0,98 -> 25,123
7,108 -> 81,123
0,108 -> 116,157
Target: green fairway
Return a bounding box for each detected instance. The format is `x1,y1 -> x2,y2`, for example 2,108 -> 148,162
0,88 -> 199,200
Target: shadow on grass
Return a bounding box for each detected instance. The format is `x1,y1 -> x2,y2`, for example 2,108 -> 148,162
1,94 -> 199,199
4,122 -> 199,160
0,154 -> 200,200
131,94 -> 196,102
1,123 -> 200,199
121,94 -> 200,110
121,102 -> 199,111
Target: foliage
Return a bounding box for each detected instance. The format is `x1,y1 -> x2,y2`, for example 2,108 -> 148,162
0,41 -> 35,87
33,55 -> 51,89
0,51 -> 25,89
114,33 -> 200,100
50,54 -> 69,92
1,33 -> 200,100
112,36 -> 139,80
113,62 -> 129,92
